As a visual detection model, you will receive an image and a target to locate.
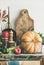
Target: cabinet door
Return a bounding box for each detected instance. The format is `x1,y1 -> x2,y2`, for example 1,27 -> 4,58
21,61 -> 40,65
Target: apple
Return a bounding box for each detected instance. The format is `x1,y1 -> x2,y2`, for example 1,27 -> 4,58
14,47 -> 21,54
2,31 -> 9,38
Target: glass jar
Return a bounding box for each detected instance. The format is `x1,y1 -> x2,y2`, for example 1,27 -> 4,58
8,41 -> 16,47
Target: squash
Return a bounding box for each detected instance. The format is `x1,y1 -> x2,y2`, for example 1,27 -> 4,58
21,31 -> 42,54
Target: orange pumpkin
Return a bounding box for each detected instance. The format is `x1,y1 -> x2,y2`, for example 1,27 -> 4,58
21,31 -> 42,54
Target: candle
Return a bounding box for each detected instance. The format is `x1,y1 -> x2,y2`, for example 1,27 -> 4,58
8,7 -> 10,29
0,24 -> 2,34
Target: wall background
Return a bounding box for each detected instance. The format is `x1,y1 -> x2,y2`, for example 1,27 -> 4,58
0,0 -> 44,34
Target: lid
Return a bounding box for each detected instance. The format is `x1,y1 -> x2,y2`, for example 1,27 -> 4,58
9,30 -> 13,34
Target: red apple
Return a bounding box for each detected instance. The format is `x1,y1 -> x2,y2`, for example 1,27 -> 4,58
2,31 -> 9,38
14,47 -> 21,54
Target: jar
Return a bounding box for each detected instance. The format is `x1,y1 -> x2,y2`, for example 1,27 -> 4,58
2,38 -> 9,48
8,41 -> 16,47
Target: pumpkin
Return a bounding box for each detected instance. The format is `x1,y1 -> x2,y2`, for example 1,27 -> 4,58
21,31 -> 42,54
